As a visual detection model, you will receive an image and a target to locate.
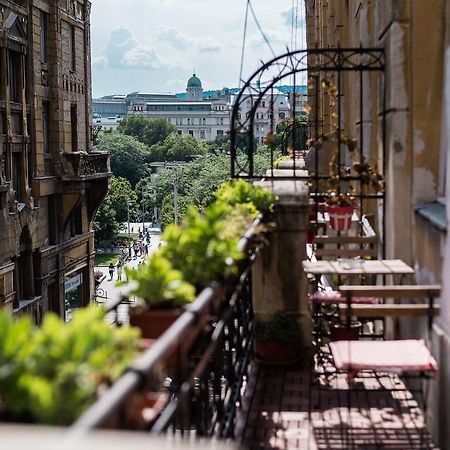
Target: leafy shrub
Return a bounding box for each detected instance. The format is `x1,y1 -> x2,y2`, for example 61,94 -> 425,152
215,179 -> 275,215
160,203 -> 244,289
255,311 -> 300,346
125,253 -> 196,309
0,307 -> 140,425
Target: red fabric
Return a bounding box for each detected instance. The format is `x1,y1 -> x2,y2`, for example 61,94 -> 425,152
330,339 -> 438,374
310,290 -> 380,305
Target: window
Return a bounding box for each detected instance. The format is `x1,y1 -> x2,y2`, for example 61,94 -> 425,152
177,130 -> 182,135
40,12 -> 48,63
220,118 -> 224,125
70,104 -> 78,152
279,112 -> 286,120
42,102 -> 50,154
187,118 -> 191,125
47,196 -> 58,245
188,130 -> 194,136
69,25 -> 76,72
7,50 -> 22,103
202,118 -> 206,125
12,153 -> 21,195
69,203 -> 82,237
262,101 -> 266,108
216,130 -> 224,139
200,130 -> 206,140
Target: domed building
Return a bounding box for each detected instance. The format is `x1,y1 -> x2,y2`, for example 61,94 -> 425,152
186,73 -> 203,101
125,73 -> 231,142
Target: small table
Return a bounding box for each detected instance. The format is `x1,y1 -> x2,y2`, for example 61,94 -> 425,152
302,259 -> 415,277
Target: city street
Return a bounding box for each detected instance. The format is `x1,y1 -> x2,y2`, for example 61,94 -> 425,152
94,225 -> 161,306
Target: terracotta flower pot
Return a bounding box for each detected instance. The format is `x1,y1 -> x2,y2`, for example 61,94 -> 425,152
129,308 -> 182,339
129,307 -> 208,374
254,340 -> 302,366
330,321 -> 362,341
327,204 -> 354,232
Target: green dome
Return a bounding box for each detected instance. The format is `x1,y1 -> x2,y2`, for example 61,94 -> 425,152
187,74 -> 202,88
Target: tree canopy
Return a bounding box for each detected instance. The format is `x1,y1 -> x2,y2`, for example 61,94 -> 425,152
117,116 -> 176,147
95,133 -> 149,187
93,176 -> 139,244
108,177 -> 139,224
147,133 -> 208,162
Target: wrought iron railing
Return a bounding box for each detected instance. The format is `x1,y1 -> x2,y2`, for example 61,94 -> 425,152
72,219 -> 262,437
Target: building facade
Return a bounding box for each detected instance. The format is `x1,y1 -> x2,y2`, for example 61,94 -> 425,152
0,0 -> 110,322
127,74 -> 231,142
305,1 -> 450,446
233,92 -> 291,146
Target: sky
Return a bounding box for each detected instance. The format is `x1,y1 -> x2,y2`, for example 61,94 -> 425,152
90,0 -> 306,98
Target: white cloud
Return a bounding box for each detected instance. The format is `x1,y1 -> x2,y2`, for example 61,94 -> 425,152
95,26 -> 178,71
157,26 -> 222,53
157,27 -> 189,51
92,55 -> 107,69
281,7 -> 306,28
198,39 -> 222,53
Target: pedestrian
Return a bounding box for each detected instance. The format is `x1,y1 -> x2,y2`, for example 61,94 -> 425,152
108,263 -> 114,281
133,242 -> 139,258
116,261 -> 123,281
145,244 -> 148,254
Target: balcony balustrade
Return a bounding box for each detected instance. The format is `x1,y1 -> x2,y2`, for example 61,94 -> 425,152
60,152 -> 111,181
73,220 -> 262,436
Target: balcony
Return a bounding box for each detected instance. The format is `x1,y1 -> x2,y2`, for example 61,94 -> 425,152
60,152 -> 111,182
63,157 -> 436,449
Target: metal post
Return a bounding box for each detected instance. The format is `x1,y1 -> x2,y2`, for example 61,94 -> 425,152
173,168 -> 179,225
141,187 -> 145,233
127,202 -> 131,257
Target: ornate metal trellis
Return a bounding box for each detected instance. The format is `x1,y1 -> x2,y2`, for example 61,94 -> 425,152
230,47 -> 386,249
230,47 -> 385,181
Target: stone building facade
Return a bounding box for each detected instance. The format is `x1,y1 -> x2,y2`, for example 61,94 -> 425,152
127,74 -> 232,142
305,1 -> 450,446
0,0 -> 110,322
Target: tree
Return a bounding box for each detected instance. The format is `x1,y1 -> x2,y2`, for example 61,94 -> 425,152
93,196 -> 119,244
159,193 -> 189,230
147,133 -> 208,162
93,177 -> 139,244
274,116 -> 308,154
108,176 -> 139,223
117,116 -> 176,147
95,133 -> 149,186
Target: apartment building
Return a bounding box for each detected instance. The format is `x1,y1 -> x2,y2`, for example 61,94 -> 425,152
0,0 -> 110,322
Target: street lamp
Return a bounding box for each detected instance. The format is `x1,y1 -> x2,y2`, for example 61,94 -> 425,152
141,187 -> 146,233
127,201 -> 133,257
141,186 -> 156,231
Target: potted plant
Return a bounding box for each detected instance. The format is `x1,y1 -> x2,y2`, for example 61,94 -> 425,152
325,192 -> 357,232
125,252 -> 196,339
0,307 -> 140,425
160,203 -> 245,292
254,311 -> 302,365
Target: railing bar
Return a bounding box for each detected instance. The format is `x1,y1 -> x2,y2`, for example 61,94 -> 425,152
151,398 -> 179,433
71,371 -> 141,432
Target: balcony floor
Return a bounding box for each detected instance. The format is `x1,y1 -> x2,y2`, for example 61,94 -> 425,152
238,360 -> 437,450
